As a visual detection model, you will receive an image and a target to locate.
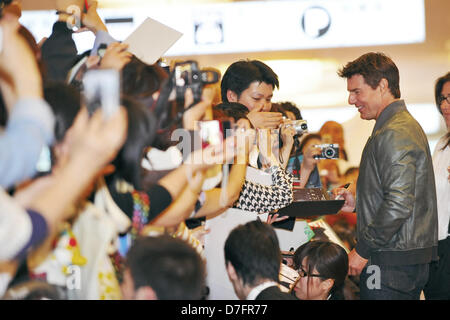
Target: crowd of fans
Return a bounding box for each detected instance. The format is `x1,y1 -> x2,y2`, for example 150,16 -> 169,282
0,0 -> 448,301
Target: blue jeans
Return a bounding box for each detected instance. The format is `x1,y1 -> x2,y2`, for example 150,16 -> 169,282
359,263 -> 429,300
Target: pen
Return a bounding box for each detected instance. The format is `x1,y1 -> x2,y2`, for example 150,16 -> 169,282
335,183 -> 350,200
84,0 -> 89,12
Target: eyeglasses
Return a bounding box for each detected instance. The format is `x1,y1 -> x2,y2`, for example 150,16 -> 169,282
298,266 -> 324,278
439,95 -> 450,105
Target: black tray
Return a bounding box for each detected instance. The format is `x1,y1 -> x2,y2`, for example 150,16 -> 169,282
276,187 -> 345,218
277,199 -> 345,218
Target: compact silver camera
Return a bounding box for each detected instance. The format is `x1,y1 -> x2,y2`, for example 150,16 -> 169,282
281,119 -> 308,136
313,144 -> 339,159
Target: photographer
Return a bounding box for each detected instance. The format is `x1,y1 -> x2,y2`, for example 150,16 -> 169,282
286,133 -> 323,189
221,60 -> 283,129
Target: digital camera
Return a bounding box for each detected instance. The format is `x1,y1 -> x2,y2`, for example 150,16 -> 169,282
281,119 -> 308,136
313,143 -> 339,159
173,60 -> 220,103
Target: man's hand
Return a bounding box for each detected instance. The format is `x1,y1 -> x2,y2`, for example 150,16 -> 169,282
348,249 -> 368,276
332,187 -> 355,212
247,105 -> 283,129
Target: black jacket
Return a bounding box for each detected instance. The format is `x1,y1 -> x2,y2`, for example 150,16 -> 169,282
41,22 -> 78,83
355,100 -> 438,266
255,286 -> 298,300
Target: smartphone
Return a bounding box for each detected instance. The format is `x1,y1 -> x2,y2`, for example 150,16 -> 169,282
82,69 -> 120,119
198,120 -> 223,149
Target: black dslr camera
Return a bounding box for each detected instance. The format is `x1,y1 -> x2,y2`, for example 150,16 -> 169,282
313,143 -> 339,159
150,60 -> 220,151
173,60 -> 220,104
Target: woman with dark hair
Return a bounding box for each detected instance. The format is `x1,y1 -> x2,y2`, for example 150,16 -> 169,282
286,133 -> 322,188
423,72 -> 450,300
292,241 -> 348,300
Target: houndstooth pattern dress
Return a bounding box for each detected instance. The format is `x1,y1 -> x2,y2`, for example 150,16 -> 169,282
234,166 -> 293,214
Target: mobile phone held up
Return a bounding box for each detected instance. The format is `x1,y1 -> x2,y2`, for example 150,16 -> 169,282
82,69 -> 120,119
199,120 -> 222,149
198,119 -> 234,149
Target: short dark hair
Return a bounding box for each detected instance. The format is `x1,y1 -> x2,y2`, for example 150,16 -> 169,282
275,101 -> 302,120
221,60 -> 279,102
3,280 -> 63,300
435,72 -> 450,114
224,220 -> 281,286
43,82 -> 81,143
121,56 -> 168,100
126,235 -> 206,300
293,241 -> 348,299
337,52 -> 401,99
299,133 -> 322,154
434,72 -> 450,150
214,102 -> 249,122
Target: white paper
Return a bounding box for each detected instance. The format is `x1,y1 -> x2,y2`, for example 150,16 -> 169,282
123,17 -> 183,65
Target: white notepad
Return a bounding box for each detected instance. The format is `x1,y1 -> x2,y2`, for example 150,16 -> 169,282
123,17 -> 183,65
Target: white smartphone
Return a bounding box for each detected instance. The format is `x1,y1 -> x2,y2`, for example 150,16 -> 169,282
82,69 -> 120,119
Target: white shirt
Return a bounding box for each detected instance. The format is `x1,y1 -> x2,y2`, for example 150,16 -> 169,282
246,281 -> 279,300
432,134 -> 450,241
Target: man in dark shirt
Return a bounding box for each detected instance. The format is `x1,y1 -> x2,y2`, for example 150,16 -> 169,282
224,220 -> 297,300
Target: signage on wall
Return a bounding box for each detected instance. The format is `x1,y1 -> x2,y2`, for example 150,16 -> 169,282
301,6 -> 332,39
20,0 -> 425,56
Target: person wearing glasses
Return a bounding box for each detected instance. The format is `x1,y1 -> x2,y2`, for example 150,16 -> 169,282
291,241 -> 348,300
424,72 -> 450,300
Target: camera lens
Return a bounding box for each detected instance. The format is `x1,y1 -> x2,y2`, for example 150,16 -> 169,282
325,147 -> 335,158
301,123 -> 307,130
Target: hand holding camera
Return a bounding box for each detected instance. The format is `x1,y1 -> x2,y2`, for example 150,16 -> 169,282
183,87 -> 215,130
281,119 -> 308,136
174,60 -> 219,104
247,105 -> 283,129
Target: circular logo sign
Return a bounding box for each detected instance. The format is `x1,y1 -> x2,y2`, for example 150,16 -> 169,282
301,6 -> 331,38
